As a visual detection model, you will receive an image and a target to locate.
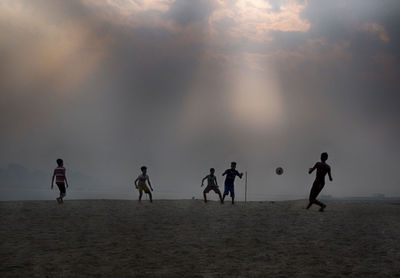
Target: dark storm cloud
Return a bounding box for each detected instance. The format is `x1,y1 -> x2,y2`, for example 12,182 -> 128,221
165,0 -> 214,26
0,0 -> 399,200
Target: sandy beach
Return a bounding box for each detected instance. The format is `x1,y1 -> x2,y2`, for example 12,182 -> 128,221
1,199 -> 399,277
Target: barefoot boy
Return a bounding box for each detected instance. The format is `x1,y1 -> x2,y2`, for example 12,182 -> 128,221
306,152 -> 333,211
134,166 -> 154,202
201,168 -> 223,203
222,162 -> 243,204
51,159 -> 69,204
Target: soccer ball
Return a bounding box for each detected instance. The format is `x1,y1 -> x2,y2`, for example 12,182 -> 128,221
275,167 -> 284,175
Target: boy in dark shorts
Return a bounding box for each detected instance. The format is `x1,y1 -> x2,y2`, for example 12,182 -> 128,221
222,162 -> 243,204
134,166 -> 154,202
306,152 -> 333,211
51,158 -> 69,204
201,168 -> 223,203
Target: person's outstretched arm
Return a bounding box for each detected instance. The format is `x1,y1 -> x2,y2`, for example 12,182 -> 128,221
238,172 -> 243,179
222,170 -> 227,176
328,167 -> 333,181
308,163 -> 317,174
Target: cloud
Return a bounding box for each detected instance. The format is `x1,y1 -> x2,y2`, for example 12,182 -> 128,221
362,23 -> 390,42
209,0 -> 310,42
83,0 -> 175,14
0,1 -> 112,94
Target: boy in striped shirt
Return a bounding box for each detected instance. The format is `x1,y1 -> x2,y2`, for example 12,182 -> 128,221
51,159 -> 69,204
134,166 -> 154,202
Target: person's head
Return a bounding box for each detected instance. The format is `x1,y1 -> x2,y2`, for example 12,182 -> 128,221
321,152 -> 328,162
56,159 -> 63,167
141,166 -> 147,174
210,168 -> 215,174
231,162 -> 237,169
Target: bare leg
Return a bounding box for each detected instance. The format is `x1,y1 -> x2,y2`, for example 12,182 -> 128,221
307,199 -> 326,211
148,192 -> 153,203
307,181 -> 324,210
60,193 -> 65,204
139,191 -> 143,202
217,192 -> 223,204
315,200 -> 326,211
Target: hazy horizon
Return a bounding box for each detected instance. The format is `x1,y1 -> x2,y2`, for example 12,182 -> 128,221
1,0 -> 399,201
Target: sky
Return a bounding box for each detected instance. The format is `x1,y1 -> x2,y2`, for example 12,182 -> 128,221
0,0 -> 399,201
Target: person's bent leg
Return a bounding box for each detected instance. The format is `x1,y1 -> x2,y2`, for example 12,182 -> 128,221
217,192 -> 223,203
313,184 -> 325,211
222,186 -> 229,203
307,182 -> 319,209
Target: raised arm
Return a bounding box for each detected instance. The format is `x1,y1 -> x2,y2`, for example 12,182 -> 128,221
308,163 -> 317,174
222,170 -> 227,176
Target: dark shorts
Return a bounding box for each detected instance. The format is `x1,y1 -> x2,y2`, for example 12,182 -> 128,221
203,185 -> 221,194
224,183 -> 235,197
56,183 -> 66,194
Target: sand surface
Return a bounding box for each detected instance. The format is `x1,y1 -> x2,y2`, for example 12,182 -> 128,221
1,199 -> 399,277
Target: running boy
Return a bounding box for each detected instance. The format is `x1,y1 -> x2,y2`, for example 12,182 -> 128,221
222,162 -> 243,204
51,158 -> 69,204
201,168 -> 223,203
306,152 -> 333,211
134,166 -> 153,202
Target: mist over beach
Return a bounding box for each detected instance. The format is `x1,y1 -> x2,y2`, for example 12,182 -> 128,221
0,0 -> 400,200
1,1 -> 400,277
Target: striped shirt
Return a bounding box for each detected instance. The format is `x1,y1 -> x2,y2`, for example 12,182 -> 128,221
54,167 -> 66,184
137,174 -> 149,187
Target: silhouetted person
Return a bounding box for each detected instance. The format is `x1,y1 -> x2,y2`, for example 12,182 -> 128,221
201,168 -> 223,203
134,166 -> 153,202
307,152 -> 333,211
222,162 -> 243,204
51,159 -> 69,204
